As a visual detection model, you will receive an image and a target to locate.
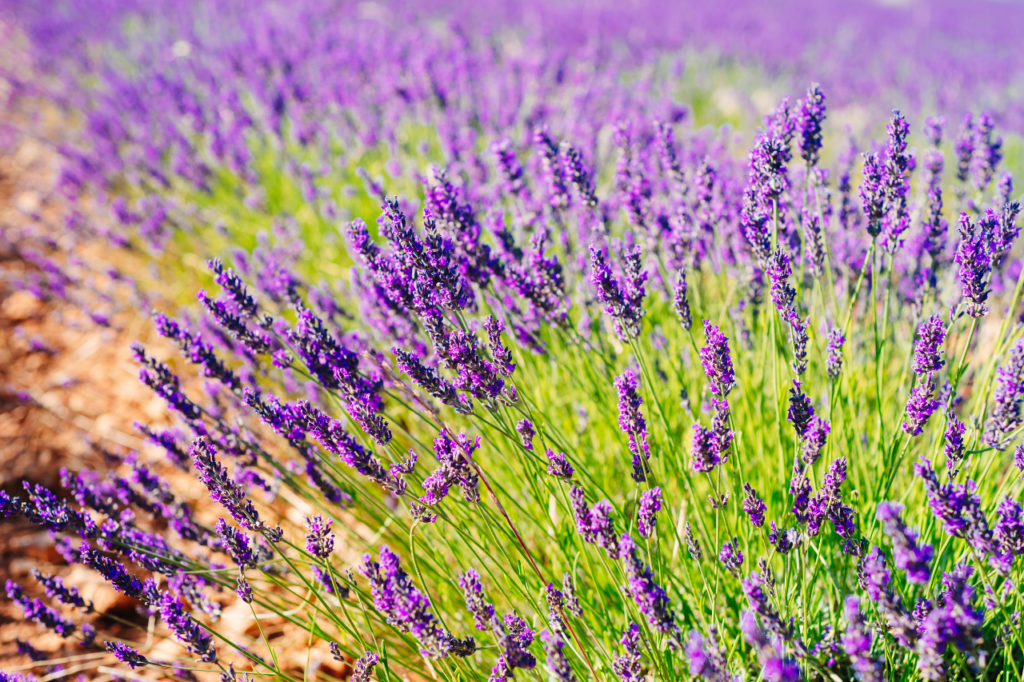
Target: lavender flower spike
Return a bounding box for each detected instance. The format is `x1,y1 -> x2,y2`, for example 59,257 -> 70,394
614,368 -> 650,481
742,483 -> 766,528
350,651 -> 379,682
955,212 -> 991,318
515,418 -> 535,451
546,449 -> 574,480
637,487 -> 662,538
612,623 -> 643,682
105,642 -> 148,669
912,315 -> 947,376
305,515 -> 334,559
841,597 -> 884,682
985,337 -> 1024,449
192,438 -> 278,539
699,320 -> 735,398
458,568 -> 495,631
826,327 -> 845,381
876,502 -> 933,584
540,630 -> 576,682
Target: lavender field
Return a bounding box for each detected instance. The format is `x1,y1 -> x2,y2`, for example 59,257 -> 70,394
2,1 -> 1024,680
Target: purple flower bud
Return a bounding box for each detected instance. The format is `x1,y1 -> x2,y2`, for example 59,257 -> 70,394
913,315 -> 947,376
971,111 -> 1003,190
944,413 -> 967,477
215,518 -> 257,568
685,522 -> 702,561
545,450 -> 574,480
826,328 -> 845,381
561,573 -> 582,618
612,623 -> 643,682
876,502 -> 933,584
924,116 -> 946,147
619,533 -> 679,644
539,630 -> 575,682
637,487 -> 662,538
305,515 -> 334,559
235,576 -> 253,603
6,580 -> 78,638
743,483 -> 767,529
350,651 -> 379,682
955,212 -> 992,318
515,418 -> 535,451
691,423 -> 719,473
797,84 -> 826,168
672,269 -> 692,331
699,320 -> 735,398
841,596 -> 884,682
903,375 -> 940,436
718,538 -> 744,575
590,244 -> 647,342
987,338 -> 1024,449
458,568 -> 494,631
105,641 -> 148,669
614,368 -> 650,481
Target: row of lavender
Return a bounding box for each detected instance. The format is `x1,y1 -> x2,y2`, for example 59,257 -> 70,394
2,1 -> 1024,681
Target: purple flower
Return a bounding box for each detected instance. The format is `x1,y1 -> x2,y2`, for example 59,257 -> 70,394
569,487 -> 619,558
860,152 -> 885,237
857,547 -> 918,648
879,110 -> 912,254
876,502 -> 933,584
534,127 -> 570,211
6,580 -> 78,638
619,533 -> 679,645
826,328 -> 845,381
560,141 -> 599,209
685,628 -> 732,681
393,348 -> 463,413
673,269 -> 693,331
539,630 -> 575,682
917,564 -> 985,678
806,458 -> 859,553
742,483 -> 766,528
214,518 -> 256,568
691,423 -> 719,473
801,415 -> 830,466
944,413 -> 967,477
924,116 -> 946,147
561,573 -> 582,618
698,320 -> 735,398
29,569 -> 92,612
796,83 -> 826,168
685,522 -> 702,561
305,515 -> 334,559
415,430 -> 481,521
786,380 -> 814,437
841,596 -> 883,682
903,375 -> 940,436
767,248 -> 796,318
236,576 -> 253,603
105,641 -> 148,669
986,338 -> 1024,449
741,572 -> 796,646
768,521 -> 800,555
614,368 -> 650,481
361,545 -> 471,658
590,244 -> 647,342
156,587 -> 217,662
913,315 -> 947,376
458,568 -> 495,631
546,450 -> 574,480
191,438 -> 271,536
612,623 -> 643,682
718,538 -> 743,575
955,212 -> 992,318
515,418 -> 535,451
490,611 -> 536,681
637,487 -> 662,538
349,651 -> 379,682
970,111 -> 1003,190
955,112 -> 976,183
484,315 -> 516,378
491,139 -> 525,198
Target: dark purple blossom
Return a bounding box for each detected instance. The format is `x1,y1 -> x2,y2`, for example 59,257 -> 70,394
903,375 -> 940,436
105,641 -> 148,669
699,320 -> 735,398
458,568 -> 494,631
561,573 -> 582,618
214,518 -> 257,568
801,415 -> 830,466
546,450 -> 574,480
944,413 -> 967,477
955,212 -> 991,318
349,651 -> 379,682
691,423 -> 719,473
415,430 -> 481,522
806,458 -> 858,553
305,515 -> 334,559
685,628 -> 732,681
796,84 -> 826,167
612,623 -> 643,681
826,327 -> 845,381
515,418 -> 535,450
742,483 -> 766,528
841,596 -> 883,682
913,315 -> 947,376
361,545 -> 472,658
590,244 -> 647,342
30,569 -> 92,612
619,533 -> 679,646
673,269 -> 693,331
191,438 -> 271,536
6,580 -> 77,638
539,630 -> 575,682
614,368 -> 650,481
637,487 -> 662,538
490,611 -> 537,681
876,502 -> 933,584
718,539 -> 743,575
985,337 -> 1024,449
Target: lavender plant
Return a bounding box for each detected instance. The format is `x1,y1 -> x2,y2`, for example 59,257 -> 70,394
4,2 -> 1024,682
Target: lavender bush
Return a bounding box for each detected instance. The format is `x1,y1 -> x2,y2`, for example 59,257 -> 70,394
3,1 -> 1024,680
